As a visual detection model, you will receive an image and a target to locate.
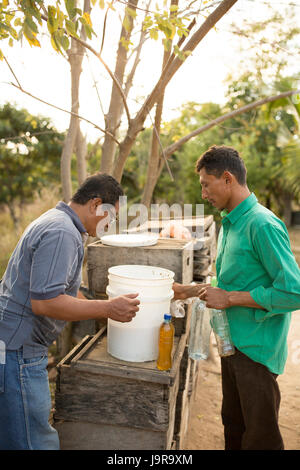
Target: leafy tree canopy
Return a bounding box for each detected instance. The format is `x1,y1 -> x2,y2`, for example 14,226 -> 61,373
0,102 -> 64,224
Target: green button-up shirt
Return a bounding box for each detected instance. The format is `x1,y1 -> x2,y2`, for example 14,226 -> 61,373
216,193 -> 300,374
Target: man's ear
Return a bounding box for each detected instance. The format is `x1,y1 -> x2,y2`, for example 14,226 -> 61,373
90,197 -> 102,214
223,171 -> 234,185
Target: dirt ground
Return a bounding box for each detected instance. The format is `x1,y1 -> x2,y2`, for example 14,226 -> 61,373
184,310 -> 300,451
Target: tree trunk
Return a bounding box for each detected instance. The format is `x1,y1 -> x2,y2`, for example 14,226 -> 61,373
7,202 -> 19,231
60,0 -> 90,202
141,0 -> 178,208
75,127 -> 87,184
282,190 -> 293,227
112,0 -> 238,183
141,61 -> 170,207
100,0 -> 139,175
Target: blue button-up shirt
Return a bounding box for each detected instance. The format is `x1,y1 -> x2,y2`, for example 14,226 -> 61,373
0,202 -> 87,358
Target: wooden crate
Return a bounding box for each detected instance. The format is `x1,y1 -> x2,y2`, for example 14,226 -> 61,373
87,238 -> 194,297
54,319 -> 193,450
193,219 -> 217,281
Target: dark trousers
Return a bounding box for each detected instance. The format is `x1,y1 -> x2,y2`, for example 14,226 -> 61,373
221,349 -> 284,450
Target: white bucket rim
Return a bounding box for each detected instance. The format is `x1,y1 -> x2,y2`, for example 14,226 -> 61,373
106,285 -> 174,303
107,264 -> 175,281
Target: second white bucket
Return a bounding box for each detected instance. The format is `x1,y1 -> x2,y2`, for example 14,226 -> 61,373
106,265 -> 175,362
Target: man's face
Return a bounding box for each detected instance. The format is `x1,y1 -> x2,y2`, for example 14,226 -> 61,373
88,200 -> 119,237
199,168 -> 230,211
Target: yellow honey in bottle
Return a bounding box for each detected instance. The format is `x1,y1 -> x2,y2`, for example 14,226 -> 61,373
157,314 -> 174,371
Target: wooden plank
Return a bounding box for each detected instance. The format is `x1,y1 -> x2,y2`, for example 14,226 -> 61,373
56,334 -> 93,369
69,333 -> 186,385
55,420 -> 170,450
70,326 -> 106,366
55,369 -> 170,431
87,239 -> 194,295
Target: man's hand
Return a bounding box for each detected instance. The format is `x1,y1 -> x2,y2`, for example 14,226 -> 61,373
198,286 -> 266,310
173,282 -> 211,301
199,286 -> 231,309
108,293 -> 140,322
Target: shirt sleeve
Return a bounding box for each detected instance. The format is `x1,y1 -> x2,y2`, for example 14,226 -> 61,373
30,230 -> 81,300
249,222 -> 300,321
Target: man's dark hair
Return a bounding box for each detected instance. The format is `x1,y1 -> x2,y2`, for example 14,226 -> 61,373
71,173 -> 124,205
195,145 -> 247,185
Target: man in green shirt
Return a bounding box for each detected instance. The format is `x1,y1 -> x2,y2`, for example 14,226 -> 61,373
196,145 -> 300,450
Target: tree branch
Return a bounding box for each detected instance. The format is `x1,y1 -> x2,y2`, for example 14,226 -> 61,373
163,90 -> 300,158
8,82 -> 120,145
39,12 -> 131,125
134,0 -> 239,128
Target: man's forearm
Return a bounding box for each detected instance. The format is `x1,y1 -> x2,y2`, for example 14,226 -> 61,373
199,286 -> 266,310
31,294 -> 110,321
227,290 -> 266,310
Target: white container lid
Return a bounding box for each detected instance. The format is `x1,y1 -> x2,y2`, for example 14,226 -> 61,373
108,264 -> 174,281
100,233 -> 158,247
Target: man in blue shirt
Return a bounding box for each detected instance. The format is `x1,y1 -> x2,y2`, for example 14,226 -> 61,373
0,173 -> 141,450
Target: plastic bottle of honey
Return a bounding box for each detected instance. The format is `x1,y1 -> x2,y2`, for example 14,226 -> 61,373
157,314 -> 174,370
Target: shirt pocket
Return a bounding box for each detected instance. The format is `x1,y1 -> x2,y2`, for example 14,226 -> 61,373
219,253 -> 247,288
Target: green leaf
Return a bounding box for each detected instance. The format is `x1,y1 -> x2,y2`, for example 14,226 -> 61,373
60,34 -> 70,50
47,6 -> 58,34
65,0 -> 77,20
50,32 -> 61,52
123,14 -> 131,33
25,15 -> 38,34
84,23 -> 94,39
65,18 -> 78,37
126,7 -> 137,19
149,28 -> 158,40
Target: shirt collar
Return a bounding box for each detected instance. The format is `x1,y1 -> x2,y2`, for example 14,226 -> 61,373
56,201 -> 87,234
220,193 -> 258,225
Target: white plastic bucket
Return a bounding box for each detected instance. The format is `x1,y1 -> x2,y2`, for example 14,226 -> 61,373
106,265 -> 175,362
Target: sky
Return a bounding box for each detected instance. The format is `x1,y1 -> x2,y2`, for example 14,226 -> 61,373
0,0 -> 299,142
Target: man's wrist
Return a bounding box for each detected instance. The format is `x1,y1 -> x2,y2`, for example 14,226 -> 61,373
227,290 -> 239,308
225,290 -> 265,310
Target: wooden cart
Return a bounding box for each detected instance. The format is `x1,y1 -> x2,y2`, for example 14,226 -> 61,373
53,215 -> 216,450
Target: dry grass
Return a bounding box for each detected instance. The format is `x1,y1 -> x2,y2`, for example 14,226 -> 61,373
0,187 -> 61,277
289,227 -> 300,265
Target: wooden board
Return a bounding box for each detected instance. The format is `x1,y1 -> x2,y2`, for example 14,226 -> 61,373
54,302 -> 200,450
54,327 -> 187,431
87,238 -> 194,296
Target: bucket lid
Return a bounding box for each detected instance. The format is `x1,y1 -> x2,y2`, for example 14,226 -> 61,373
101,233 -> 158,247
108,264 -> 175,281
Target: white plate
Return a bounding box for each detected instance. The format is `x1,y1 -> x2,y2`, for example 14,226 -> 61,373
100,233 -> 158,247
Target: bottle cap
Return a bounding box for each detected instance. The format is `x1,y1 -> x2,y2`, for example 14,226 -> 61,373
211,276 -> 218,287
164,314 -> 172,321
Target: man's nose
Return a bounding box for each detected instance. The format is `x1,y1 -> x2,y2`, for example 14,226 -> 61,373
202,189 -> 208,199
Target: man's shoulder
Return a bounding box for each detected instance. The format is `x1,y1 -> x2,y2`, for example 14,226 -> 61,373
247,203 -> 288,238
26,208 -> 82,243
